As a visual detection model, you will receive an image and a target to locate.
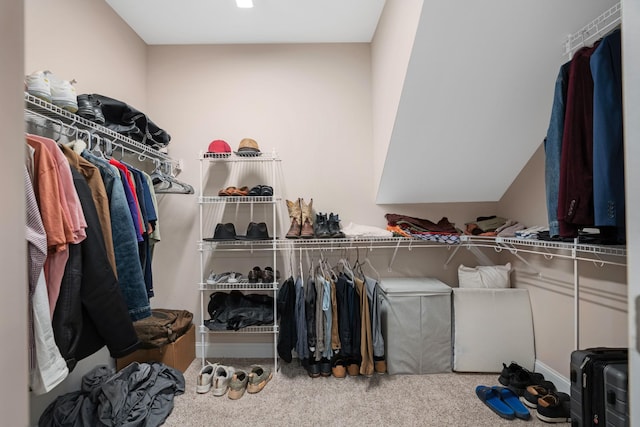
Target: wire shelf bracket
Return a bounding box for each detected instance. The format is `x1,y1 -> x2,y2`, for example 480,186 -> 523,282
564,2 -> 621,58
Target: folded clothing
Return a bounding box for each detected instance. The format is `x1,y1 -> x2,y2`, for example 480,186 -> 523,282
385,214 -> 459,234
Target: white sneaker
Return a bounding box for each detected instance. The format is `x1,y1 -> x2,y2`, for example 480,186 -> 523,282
47,72 -> 78,113
26,71 -> 51,102
196,362 -> 218,394
212,365 -> 235,396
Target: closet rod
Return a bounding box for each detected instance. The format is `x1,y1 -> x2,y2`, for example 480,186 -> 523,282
564,2 -> 621,58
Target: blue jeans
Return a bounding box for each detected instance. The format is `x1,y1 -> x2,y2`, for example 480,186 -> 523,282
544,61 -> 571,237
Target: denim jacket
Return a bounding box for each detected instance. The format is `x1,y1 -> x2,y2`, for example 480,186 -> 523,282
82,151 -> 151,321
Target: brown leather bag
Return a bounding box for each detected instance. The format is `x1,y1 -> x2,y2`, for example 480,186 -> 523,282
133,309 -> 193,348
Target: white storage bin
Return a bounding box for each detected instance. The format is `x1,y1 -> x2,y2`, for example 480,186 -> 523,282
378,277 -> 452,374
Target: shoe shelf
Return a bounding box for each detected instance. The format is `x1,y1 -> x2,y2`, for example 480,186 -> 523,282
199,241 -> 277,252
199,325 -> 278,335
198,151 -> 281,371
199,281 -> 278,291
201,152 -> 282,162
199,196 -> 279,204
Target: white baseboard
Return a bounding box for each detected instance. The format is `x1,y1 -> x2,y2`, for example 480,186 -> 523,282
196,342 -> 274,359
535,359 -> 570,394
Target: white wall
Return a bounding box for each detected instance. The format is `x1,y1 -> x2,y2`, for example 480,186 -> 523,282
1,2 -> 28,426
377,0 -> 619,203
371,0 -> 424,201
24,0 -> 148,107
621,0 -> 640,419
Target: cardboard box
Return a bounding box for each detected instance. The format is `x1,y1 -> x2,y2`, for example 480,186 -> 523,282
116,323 -> 196,372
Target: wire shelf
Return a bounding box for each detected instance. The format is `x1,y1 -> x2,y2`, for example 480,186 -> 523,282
199,195 -> 277,204
564,2 -> 621,57
25,92 -> 175,165
200,325 -> 278,334
199,281 -> 277,291
201,151 -> 281,162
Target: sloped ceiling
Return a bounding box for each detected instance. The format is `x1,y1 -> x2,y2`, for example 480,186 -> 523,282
376,0 -> 618,203
105,0 -> 618,204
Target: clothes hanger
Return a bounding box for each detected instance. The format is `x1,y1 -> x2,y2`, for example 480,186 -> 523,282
362,256 -> 381,283
92,134 -> 107,159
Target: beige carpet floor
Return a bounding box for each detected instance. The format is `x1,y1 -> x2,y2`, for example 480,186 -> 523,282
163,358 -> 569,427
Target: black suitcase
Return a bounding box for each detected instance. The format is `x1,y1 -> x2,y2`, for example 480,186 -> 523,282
570,348 -> 627,427
603,362 -> 628,427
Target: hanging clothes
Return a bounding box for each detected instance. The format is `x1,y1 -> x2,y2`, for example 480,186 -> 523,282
82,151 -> 151,321
558,43 -> 600,237
364,276 -> 385,360
354,276 -> 373,376
60,143 -> 117,277
25,163 -> 69,394
329,277 -> 341,352
26,135 -> 76,317
590,29 -> 625,243
277,276 -> 297,363
294,275 -> 308,361
544,61 -> 571,238
52,166 -> 139,371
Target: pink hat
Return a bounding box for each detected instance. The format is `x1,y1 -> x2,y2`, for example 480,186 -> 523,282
207,139 -> 231,154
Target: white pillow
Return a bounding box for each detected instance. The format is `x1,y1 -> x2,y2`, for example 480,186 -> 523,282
457,263 -> 511,289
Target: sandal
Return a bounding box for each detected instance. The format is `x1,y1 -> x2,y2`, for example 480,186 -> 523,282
229,186 -> 249,196
218,186 -> 237,196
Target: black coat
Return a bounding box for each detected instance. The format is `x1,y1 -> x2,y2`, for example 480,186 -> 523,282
53,167 -> 139,371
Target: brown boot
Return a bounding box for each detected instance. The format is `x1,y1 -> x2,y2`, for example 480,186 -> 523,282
285,198 -> 302,239
300,198 -> 314,238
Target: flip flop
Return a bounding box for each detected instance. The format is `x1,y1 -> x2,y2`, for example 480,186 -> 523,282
475,385 -> 515,420
492,386 -> 531,420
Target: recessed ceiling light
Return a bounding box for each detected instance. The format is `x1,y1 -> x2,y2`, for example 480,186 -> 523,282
236,0 -> 253,8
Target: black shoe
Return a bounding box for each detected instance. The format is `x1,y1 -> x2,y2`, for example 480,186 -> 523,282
499,362 -> 545,396
327,213 -> 345,238
76,94 -> 105,125
535,392 -> 571,423
314,213 -> 331,238
319,358 -> 331,377
262,267 -> 281,283
307,360 -> 321,378
248,266 -> 262,283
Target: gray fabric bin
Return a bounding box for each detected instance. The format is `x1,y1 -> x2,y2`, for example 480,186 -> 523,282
378,277 -> 452,374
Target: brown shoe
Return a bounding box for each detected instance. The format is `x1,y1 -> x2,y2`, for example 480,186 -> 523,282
374,358 -> 387,374
300,198 -> 315,238
332,358 -> 347,379
285,198 -> 302,238
347,362 -> 360,377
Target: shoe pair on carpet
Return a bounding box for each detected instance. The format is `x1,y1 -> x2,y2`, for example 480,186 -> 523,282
476,362 -> 570,422
196,362 -> 272,399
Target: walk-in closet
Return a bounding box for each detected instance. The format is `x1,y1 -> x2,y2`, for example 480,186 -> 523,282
2,0 -> 640,425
